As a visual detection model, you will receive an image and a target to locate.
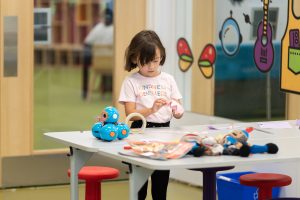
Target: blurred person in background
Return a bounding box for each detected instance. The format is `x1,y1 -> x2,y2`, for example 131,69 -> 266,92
82,6 -> 113,99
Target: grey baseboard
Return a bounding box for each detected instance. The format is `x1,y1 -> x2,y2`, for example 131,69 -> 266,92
1,153 -> 129,188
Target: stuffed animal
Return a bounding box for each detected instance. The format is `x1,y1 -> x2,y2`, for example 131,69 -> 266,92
182,134 -> 224,156
182,127 -> 279,157
219,127 -> 279,157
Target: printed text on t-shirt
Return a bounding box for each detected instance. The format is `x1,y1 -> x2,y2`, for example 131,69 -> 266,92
138,84 -> 167,97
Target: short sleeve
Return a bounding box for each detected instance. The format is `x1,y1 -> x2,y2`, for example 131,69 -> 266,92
118,78 -> 137,104
84,24 -> 100,44
170,76 -> 182,100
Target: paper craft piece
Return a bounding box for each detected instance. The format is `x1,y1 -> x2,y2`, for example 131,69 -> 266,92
208,125 -> 273,134
169,100 -> 184,115
257,121 -> 292,129
198,44 -> 216,79
208,125 -> 241,130
177,38 -> 194,72
280,0 -> 300,93
125,140 -> 193,160
208,125 -> 218,130
254,0 -> 274,73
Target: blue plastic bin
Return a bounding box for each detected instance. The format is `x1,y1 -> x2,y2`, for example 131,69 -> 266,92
216,171 -> 280,200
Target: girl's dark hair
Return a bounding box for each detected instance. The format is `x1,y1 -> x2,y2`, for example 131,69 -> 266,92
124,30 -> 166,72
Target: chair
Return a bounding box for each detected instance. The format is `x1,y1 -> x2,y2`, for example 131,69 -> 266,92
87,45 -> 113,101
239,173 -> 292,200
68,166 -> 119,200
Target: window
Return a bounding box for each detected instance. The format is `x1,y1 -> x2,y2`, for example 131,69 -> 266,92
214,2 -> 285,121
34,8 -> 52,44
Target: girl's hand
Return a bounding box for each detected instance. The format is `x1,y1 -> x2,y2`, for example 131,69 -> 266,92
170,100 -> 184,119
172,109 -> 183,119
151,98 -> 167,113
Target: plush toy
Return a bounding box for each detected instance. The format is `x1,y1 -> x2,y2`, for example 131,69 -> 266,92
182,127 -> 279,157
182,134 -> 224,156
217,128 -> 252,157
218,127 -> 278,157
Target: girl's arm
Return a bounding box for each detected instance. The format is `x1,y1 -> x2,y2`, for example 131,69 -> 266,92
124,102 -> 152,120
124,98 -> 167,120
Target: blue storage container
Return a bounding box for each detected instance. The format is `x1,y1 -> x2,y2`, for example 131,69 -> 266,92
216,171 -> 280,200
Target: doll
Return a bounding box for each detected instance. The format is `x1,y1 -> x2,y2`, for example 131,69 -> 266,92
182,134 -> 224,156
218,127 -> 278,157
182,127 -> 279,157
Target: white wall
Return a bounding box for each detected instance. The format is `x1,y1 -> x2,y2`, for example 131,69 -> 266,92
146,0 -> 192,111
215,0 -> 288,44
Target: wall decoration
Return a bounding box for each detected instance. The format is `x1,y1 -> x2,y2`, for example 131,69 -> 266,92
177,38 -> 194,72
280,0 -> 300,93
254,0 -> 274,73
198,44 -> 216,79
243,13 -> 252,25
219,10 -> 243,57
229,0 -> 244,5
176,38 -> 216,79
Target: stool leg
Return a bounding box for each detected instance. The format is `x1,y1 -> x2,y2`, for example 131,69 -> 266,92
191,166 -> 234,200
258,186 -> 272,200
85,180 -> 101,200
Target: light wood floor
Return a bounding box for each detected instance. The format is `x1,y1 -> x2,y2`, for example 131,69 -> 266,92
0,180 -> 203,200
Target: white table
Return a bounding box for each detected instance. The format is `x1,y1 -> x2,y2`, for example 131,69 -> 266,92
45,120 -> 300,200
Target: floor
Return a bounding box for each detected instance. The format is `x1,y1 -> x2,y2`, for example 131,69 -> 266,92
0,180 -> 203,200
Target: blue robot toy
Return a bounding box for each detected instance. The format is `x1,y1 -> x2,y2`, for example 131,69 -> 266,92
91,122 -> 104,139
117,122 -> 130,139
99,123 -> 118,141
98,106 -> 119,124
91,106 -> 130,142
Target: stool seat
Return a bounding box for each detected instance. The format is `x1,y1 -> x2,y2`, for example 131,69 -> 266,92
240,173 -> 292,200
68,166 -> 119,200
240,173 -> 292,187
68,166 -> 119,181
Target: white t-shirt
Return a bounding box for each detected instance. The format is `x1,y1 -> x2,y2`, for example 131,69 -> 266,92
119,72 -> 183,123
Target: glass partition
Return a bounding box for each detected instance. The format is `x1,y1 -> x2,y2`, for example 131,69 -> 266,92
34,0 -> 114,150
214,0 -> 286,121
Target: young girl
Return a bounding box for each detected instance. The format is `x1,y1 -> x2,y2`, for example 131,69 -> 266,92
119,30 -> 184,200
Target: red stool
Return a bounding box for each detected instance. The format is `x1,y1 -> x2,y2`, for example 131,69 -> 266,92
68,166 -> 119,200
239,173 -> 292,200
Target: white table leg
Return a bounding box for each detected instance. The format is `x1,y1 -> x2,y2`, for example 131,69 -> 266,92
69,147 -> 94,200
129,165 -> 154,200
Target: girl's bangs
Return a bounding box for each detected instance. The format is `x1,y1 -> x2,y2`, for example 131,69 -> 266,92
139,44 -> 157,65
